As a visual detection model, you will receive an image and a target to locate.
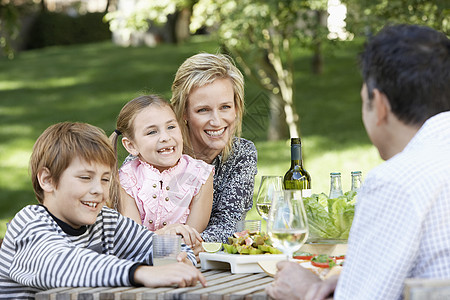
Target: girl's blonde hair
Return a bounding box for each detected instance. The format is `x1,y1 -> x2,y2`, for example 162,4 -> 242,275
170,53 -> 245,162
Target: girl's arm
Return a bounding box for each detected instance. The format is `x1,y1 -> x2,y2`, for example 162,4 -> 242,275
185,171 -> 214,233
119,187 -> 142,224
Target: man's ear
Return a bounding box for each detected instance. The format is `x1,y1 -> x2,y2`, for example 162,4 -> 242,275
372,88 -> 391,126
37,167 -> 55,192
122,137 -> 139,156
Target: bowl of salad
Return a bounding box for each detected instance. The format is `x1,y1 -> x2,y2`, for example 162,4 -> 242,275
302,191 -> 356,243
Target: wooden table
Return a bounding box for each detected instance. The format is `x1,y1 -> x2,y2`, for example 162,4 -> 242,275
35,268 -> 273,300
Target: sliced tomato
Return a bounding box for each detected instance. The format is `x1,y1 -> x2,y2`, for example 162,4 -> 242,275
311,255 -> 336,268
293,252 -> 315,260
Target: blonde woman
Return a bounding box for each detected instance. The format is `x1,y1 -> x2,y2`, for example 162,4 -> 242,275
170,53 -> 258,246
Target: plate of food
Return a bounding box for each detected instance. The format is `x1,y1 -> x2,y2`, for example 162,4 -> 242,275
199,230 -> 286,273
258,254 -> 344,279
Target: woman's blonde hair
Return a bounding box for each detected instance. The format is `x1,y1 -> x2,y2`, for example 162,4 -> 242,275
170,53 -> 245,162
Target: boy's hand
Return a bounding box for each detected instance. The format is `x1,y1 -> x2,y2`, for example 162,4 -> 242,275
155,224 -> 202,247
134,263 -> 207,288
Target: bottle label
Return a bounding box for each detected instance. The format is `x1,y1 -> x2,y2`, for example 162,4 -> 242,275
301,189 -> 312,198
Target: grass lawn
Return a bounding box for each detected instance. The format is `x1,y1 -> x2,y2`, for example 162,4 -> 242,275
0,36 -> 383,237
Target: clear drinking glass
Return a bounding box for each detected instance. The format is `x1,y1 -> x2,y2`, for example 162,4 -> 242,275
236,220 -> 262,232
152,235 -> 181,266
267,190 -> 309,260
256,176 -> 283,224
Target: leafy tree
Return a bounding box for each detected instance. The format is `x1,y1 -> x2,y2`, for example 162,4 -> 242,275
342,0 -> 449,36
0,2 -> 20,58
105,0 -> 197,44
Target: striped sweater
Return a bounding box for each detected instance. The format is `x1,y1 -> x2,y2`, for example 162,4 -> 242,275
0,205 -> 195,299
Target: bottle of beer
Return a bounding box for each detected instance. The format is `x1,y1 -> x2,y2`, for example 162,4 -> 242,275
283,138 -> 312,197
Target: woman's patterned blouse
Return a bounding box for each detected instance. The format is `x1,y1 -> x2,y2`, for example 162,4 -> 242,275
201,137 -> 258,243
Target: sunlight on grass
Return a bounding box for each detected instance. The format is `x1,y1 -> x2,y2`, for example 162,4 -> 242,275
0,81 -> 26,90
0,77 -> 86,91
0,106 -> 29,116
0,219 -> 8,239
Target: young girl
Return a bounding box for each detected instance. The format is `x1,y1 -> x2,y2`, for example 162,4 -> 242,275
110,95 -> 214,246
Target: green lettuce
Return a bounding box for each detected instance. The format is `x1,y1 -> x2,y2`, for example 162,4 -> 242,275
303,191 -> 356,240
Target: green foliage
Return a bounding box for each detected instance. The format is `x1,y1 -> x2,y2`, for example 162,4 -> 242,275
0,3 -> 20,58
26,12 -> 111,49
104,0 -> 196,33
343,0 -> 449,35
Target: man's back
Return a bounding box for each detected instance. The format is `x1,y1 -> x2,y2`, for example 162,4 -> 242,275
336,111 -> 450,299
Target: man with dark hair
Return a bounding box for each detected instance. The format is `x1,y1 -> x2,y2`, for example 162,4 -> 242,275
266,24 -> 450,300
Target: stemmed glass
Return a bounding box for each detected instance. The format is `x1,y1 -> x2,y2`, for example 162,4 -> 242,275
255,176 -> 283,230
267,190 -> 309,260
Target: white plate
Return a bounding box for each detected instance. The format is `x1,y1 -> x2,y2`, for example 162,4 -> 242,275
199,251 -> 286,274
258,260 -> 343,279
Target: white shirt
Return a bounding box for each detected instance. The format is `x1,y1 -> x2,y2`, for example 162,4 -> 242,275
336,111 -> 450,299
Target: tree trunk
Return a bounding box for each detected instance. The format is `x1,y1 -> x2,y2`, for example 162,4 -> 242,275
267,93 -> 289,140
164,12 -> 178,44
175,7 -> 191,43
311,9 -> 327,74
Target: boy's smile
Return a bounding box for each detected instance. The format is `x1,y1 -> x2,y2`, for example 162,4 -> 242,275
41,156 -> 111,229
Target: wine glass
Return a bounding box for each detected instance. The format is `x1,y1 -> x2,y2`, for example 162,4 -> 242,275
267,190 -> 309,260
255,176 -> 283,229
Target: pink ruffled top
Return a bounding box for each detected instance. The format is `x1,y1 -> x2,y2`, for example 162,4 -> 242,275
119,154 -> 214,231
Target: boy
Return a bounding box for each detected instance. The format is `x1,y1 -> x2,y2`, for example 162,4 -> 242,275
0,122 -> 206,298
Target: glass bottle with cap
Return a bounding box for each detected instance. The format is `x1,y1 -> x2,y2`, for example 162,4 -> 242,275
329,172 -> 343,199
351,171 -> 362,193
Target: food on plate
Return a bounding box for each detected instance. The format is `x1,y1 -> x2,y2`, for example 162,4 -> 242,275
303,191 -> 356,240
293,251 -> 316,260
202,242 -> 223,253
311,254 -> 336,268
257,258 -> 343,279
223,230 -> 283,255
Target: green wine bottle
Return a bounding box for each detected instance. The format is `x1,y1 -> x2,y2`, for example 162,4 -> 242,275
284,138 -> 312,197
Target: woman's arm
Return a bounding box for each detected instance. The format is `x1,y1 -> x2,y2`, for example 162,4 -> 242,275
185,171 -> 214,233
119,187 -> 142,224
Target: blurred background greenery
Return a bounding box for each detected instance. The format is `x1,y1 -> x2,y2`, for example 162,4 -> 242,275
1,0 -> 448,237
